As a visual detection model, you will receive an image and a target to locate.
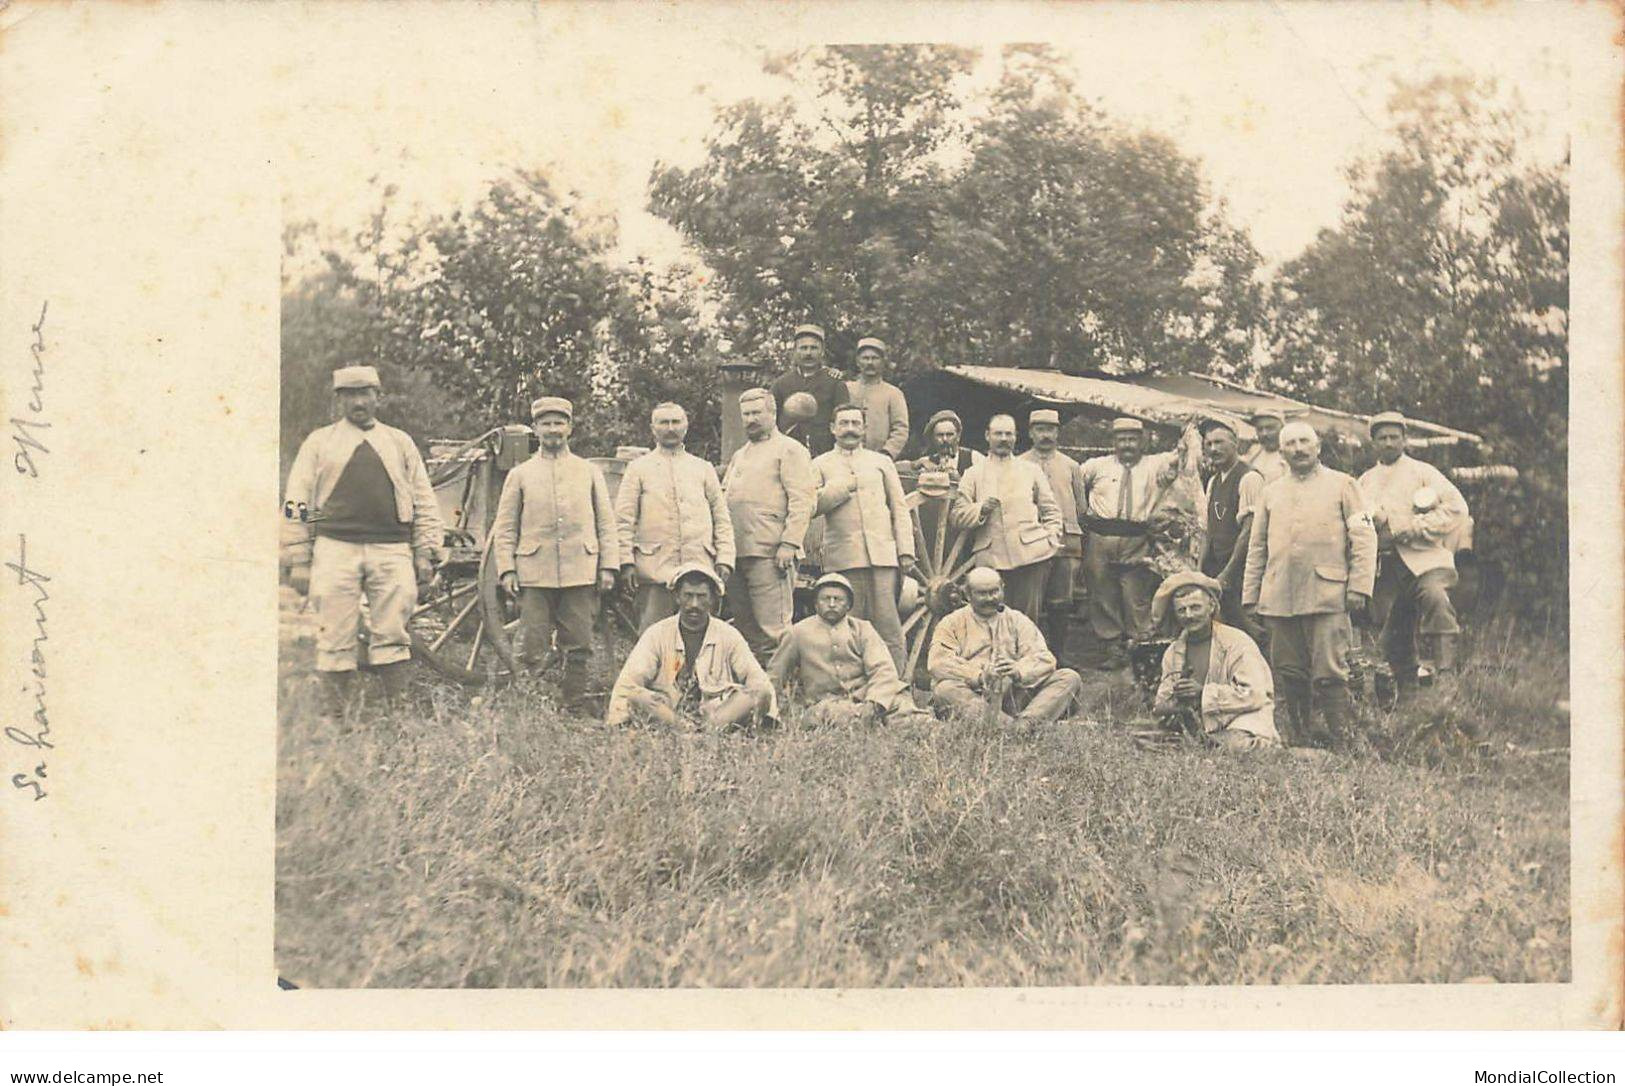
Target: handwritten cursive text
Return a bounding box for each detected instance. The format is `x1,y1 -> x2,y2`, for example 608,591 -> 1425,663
12,301 -> 50,478
6,534 -> 52,801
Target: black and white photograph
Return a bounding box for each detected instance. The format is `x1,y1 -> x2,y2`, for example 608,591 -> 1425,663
271,3 -> 1579,992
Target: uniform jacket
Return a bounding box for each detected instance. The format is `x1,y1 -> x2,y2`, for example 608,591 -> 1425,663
282,418 -> 443,567
722,430 -> 817,558
928,605 -> 1057,690
1078,450 -> 1180,522
1358,454 -> 1471,576
771,368 -> 849,456
1020,448 -> 1088,553
1242,464 -> 1377,616
844,379 -> 910,458
1244,446 -> 1288,484
606,615 -> 774,726
768,614 -> 907,710
1153,623 -> 1279,739
615,447 -> 736,584
950,454 -> 1062,570
492,450 -> 618,588
812,446 -> 915,570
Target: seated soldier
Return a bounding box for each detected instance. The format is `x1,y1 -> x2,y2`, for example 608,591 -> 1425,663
927,567 -> 1082,729
768,572 -> 924,726
1149,570 -> 1279,751
605,563 -> 774,730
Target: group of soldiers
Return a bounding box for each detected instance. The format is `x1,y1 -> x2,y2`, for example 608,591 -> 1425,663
283,329 -> 1472,751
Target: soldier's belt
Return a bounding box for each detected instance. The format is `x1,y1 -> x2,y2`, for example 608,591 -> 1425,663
1082,515 -> 1151,537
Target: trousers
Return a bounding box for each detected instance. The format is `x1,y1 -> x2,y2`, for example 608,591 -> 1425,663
840,566 -> 905,672
998,560 -> 1051,623
1264,612 -> 1352,687
310,536 -> 417,672
1084,536 -> 1157,643
634,582 -> 678,632
517,585 -> 597,669
931,668 -> 1082,725
1372,558 -> 1459,670
728,556 -> 795,658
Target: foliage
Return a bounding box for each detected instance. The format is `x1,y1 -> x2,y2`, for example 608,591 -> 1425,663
1259,77 -> 1568,619
277,600 -> 1568,989
649,44 -> 1263,381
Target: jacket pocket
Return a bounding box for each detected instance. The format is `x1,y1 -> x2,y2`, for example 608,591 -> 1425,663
584,538 -> 598,554
1313,563 -> 1347,583
634,540 -> 664,555
1018,524 -> 1050,545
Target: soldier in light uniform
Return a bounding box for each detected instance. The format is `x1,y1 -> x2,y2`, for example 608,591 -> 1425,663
1078,417 -> 1180,667
1018,409 -> 1088,658
844,337 -> 910,459
768,572 -> 921,726
928,567 -> 1082,730
770,323 -> 849,457
811,404 -> 919,671
606,563 -> 774,730
721,388 -> 817,658
1149,571 -> 1279,751
1243,406 -> 1289,483
615,402 -> 735,632
1242,421 -> 1377,748
283,365 -> 444,717
1357,411 -> 1472,688
950,413 -> 1063,622
492,396 -> 619,711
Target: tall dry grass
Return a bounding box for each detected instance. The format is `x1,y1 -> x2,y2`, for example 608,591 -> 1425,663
275,598 -> 1569,988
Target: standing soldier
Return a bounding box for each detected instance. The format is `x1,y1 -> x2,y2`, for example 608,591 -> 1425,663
1078,417 -> 1179,668
1019,409 -> 1088,658
771,324 -> 849,457
844,337 -> 909,459
1243,407 -> 1289,483
904,409 -> 983,481
1358,411 -> 1472,688
492,396 -> 618,712
950,413 -> 1062,622
282,365 -> 444,717
1195,417 -> 1265,642
812,403 -> 919,671
615,402 -> 735,632
722,388 -> 816,658
1242,421 -> 1377,747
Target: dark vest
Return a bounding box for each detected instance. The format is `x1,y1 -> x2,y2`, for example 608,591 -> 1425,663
1203,462 -> 1259,575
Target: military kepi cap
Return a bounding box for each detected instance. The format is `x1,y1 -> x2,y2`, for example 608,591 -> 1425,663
855,336 -> 888,355
1368,410 -> 1408,436
333,365 -> 381,390
1029,409 -> 1061,426
792,323 -> 826,342
1198,416 -> 1238,437
1248,405 -> 1285,423
1110,417 -> 1144,434
667,561 -> 725,595
531,396 -> 573,420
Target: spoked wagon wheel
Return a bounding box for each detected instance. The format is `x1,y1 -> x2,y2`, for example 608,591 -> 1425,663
898,490 -> 978,688
408,534 -> 518,686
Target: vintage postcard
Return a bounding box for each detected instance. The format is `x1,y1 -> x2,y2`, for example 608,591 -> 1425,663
0,0 -> 1619,1030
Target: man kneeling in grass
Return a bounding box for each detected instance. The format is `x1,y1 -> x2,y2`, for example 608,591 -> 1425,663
1150,570 -> 1280,751
928,567 -> 1082,730
605,563 -> 774,730
768,572 -> 926,726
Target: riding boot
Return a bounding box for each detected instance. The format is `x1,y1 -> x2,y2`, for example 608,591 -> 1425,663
1276,675 -> 1313,747
1315,680 -> 1354,750
317,670 -> 354,725
560,649 -> 592,715
377,660 -> 413,709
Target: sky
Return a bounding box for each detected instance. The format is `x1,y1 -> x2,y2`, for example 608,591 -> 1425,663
279,1 -> 1577,276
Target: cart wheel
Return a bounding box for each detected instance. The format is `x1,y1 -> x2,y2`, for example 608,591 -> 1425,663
409,539 -> 517,686
899,491 -> 977,688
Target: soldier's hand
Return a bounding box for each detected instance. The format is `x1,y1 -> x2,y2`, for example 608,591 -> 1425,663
1172,677 -> 1201,700
287,565 -> 310,597
991,658 -> 1018,679
500,571 -> 518,596
1346,589 -> 1370,614
716,563 -> 733,584
979,496 -> 1001,520
774,543 -> 797,572
620,563 -> 639,592
900,555 -> 920,580
413,554 -> 435,589
598,570 -> 617,594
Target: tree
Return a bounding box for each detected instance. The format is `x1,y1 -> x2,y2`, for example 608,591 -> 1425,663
650,44 -> 1262,381
1261,76 -> 1568,616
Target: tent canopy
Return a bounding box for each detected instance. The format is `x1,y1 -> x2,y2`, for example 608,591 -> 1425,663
905,366 -> 1481,450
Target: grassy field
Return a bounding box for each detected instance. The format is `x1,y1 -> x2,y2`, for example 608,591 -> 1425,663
275,592 -> 1570,988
